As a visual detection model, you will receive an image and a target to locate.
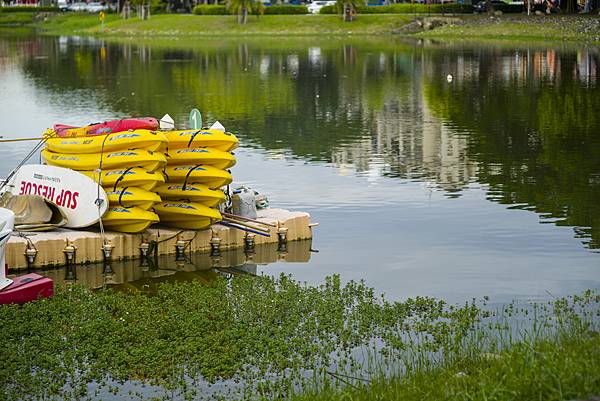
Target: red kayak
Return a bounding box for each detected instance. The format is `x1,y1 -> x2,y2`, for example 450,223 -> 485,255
53,117 -> 159,137
0,273 -> 53,305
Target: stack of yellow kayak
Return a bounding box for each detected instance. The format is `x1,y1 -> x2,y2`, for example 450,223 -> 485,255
157,129 -> 239,230
42,130 -> 167,233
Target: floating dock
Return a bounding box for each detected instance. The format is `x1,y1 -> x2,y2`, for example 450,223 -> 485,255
44,239 -> 313,290
6,208 -> 314,270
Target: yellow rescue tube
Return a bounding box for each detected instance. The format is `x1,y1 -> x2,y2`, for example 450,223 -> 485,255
42,149 -> 167,172
165,129 -> 239,152
80,168 -> 165,191
163,164 -> 232,189
106,187 -> 162,210
102,206 -> 159,233
154,202 -> 221,230
166,148 -> 236,170
45,130 -> 168,154
155,183 -> 225,207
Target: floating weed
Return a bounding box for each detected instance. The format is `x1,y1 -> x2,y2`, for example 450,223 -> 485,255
0,275 -> 598,400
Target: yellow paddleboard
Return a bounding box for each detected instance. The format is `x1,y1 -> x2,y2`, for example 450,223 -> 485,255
106,186 -> 162,210
163,165 -> 232,189
165,129 -> 239,152
81,168 -> 164,191
45,130 -> 168,154
155,183 -> 225,207
154,202 -> 221,230
102,206 -> 159,233
166,148 -> 236,170
42,149 -> 166,172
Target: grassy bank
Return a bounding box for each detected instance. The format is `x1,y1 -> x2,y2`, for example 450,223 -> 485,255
36,13 -> 413,36
33,12 -> 120,33
1,12 -> 598,41
0,274 -> 598,400
0,11 -> 36,25
417,14 -> 600,42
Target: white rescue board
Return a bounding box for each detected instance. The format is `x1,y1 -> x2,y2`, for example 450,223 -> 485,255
1,164 -> 108,228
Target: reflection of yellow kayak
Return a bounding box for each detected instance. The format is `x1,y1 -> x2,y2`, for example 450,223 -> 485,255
165,129 -> 239,152
102,206 -> 159,233
106,187 -> 162,210
166,148 -> 236,169
81,168 -> 165,191
45,130 -> 168,154
155,183 -> 225,207
163,164 -> 232,189
42,149 -> 166,172
154,202 -> 221,230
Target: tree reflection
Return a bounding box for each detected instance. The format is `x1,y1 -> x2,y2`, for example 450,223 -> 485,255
7,34 -> 600,250
424,46 -> 600,249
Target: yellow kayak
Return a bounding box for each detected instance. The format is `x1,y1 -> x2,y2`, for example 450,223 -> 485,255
101,206 -> 159,233
166,148 -> 236,170
155,183 -> 225,207
45,130 -> 168,154
42,149 -> 167,172
165,129 -> 239,152
81,168 -> 165,191
106,187 -> 162,210
163,164 -> 232,189
154,202 -> 221,230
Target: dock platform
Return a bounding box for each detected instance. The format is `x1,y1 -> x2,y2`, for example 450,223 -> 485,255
6,208 -> 313,270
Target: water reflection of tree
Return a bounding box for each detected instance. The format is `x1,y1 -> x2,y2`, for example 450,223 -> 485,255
13,35 -> 600,249
423,47 -> 600,249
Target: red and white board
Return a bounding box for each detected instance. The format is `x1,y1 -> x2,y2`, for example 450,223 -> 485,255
2,164 -> 108,228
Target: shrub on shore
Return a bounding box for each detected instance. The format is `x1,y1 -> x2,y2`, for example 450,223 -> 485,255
192,4 -> 229,14
263,5 -> 309,14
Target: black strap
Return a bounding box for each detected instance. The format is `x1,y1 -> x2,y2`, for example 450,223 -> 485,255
117,187 -> 133,209
113,166 -> 140,192
182,164 -> 203,190
186,130 -> 203,148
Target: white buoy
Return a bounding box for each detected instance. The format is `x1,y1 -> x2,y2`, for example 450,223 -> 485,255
210,121 -> 226,132
159,114 -> 175,130
447,74 -> 453,83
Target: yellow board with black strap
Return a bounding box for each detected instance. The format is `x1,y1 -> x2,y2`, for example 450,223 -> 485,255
42,149 -> 167,172
162,164 -> 232,189
45,130 -> 167,154
80,167 -> 165,191
166,147 -> 235,170
155,183 -> 225,207
105,186 -> 162,210
164,129 -> 239,152
154,201 -> 221,230
102,206 -> 159,233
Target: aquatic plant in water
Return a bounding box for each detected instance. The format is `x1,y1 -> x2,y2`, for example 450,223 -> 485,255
0,274 -> 598,400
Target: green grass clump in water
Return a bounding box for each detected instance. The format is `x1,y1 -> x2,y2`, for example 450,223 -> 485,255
0,274 -> 598,400
292,328 -> 600,401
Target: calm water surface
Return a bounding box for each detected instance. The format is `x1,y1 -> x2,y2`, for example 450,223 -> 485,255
0,33 -> 598,304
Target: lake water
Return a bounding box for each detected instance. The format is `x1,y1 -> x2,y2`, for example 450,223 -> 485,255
1,33 -> 598,304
